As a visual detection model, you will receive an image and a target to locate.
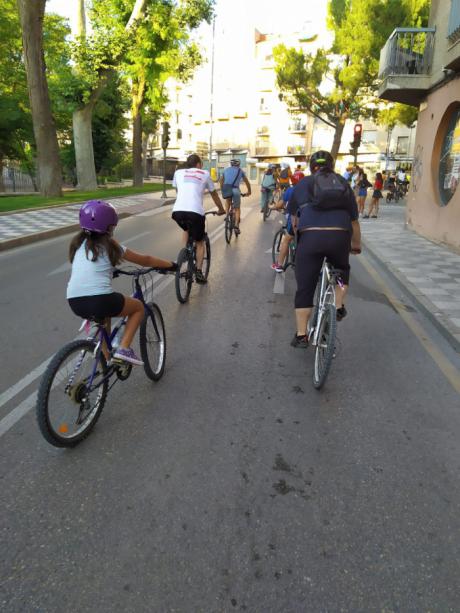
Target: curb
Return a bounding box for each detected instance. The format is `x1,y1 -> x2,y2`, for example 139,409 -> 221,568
0,198 -> 176,253
362,238 -> 460,354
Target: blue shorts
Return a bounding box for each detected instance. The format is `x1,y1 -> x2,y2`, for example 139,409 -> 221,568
231,188 -> 241,208
358,188 -> 367,197
286,214 -> 295,237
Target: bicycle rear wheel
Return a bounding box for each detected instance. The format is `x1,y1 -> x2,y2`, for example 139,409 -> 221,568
313,303 -> 337,390
272,228 -> 284,264
36,340 -> 108,447
225,213 -> 233,244
202,235 -> 211,280
175,247 -> 193,303
140,302 -> 166,381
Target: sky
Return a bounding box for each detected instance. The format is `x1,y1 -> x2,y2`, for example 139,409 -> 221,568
46,0 -> 330,39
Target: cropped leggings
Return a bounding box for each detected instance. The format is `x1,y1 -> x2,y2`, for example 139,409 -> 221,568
294,230 -> 351,309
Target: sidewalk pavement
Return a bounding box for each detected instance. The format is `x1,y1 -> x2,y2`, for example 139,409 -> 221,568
0,189 -> 176,251
360,203 -> 460,352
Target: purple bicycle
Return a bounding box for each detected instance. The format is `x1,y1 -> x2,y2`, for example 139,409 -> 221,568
36,267 -> 169,448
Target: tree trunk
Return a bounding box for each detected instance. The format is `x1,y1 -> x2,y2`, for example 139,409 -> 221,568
72,0 -> 148,192
0,159 -> 5,192
132,110 -> 143,187
330,118 -> 346,162
73,103 -> 98,191
132,78 -> 146,187
142,132 -> 150,178
17,0 -> 62,197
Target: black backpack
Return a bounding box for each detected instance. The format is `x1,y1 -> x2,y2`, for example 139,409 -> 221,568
312,169 -> 350,209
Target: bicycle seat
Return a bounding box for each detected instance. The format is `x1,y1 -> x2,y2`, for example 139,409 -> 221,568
88,316 -> 106,325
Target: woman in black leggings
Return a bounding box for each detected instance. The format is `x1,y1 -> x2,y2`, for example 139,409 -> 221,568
287,151 -> 361,348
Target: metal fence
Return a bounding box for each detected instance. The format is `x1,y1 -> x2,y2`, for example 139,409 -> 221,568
0,165 -> 37,193
379,28 -> 436,80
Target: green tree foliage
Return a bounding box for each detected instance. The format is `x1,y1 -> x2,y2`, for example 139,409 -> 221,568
274,0 -> 431,157
0,0 -> 32,166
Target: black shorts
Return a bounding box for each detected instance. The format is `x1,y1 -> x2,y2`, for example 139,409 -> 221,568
294,230 -> 351,309
68,292 -> 125,320
172,211 -> 205,242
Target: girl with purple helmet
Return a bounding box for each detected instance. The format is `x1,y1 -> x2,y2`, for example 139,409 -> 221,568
66,200 -> 175,366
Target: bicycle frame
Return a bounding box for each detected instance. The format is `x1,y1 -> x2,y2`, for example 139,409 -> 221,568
76,270 -> 160,391
310,259 -> 341,347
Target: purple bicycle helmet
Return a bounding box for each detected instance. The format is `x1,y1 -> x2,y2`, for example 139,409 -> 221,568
79,200 -> 118,234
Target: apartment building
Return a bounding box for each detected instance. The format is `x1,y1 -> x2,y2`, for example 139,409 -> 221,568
379,0 -> 460,250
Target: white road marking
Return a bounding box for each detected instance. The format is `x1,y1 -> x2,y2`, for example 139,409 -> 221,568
273,272 -> 285,294
137,204 -> 173,217
0,390 -> 37,438
0,206 -> 253,439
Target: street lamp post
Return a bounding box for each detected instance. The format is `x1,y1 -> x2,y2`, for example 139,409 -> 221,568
209,16 -> 216,175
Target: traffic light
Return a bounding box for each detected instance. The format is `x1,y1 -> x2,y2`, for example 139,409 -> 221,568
161,121 -> 170,149
352,123 -> 362,148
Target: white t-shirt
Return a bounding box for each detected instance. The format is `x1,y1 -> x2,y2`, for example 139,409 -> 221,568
67,240 -> 126,299
172,168 -> 215,216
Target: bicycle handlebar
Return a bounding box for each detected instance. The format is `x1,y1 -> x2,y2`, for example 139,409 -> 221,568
113,266 -> 174,278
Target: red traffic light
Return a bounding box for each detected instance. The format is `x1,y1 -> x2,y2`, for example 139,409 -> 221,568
354,123 -> 362,134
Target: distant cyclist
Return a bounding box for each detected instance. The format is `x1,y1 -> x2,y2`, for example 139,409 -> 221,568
292,164 -> 305,184
278,163 -> 292,192
172,154 -> 225,284
271,172 -> 302,272
220,159 -> 251,235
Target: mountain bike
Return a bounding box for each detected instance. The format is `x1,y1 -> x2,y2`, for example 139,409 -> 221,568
36,267 -> 170,448
175,211 -> 216,303
307,258 -> 343,390
225,193 -> 248,244
272,224 -> 296,270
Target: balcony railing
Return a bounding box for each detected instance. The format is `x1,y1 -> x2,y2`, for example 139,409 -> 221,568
379,28 -> 436,79
255,147 -> 271,155
448,0 -> 460,42
287,145 -> 305,155
289,122 -> 307,133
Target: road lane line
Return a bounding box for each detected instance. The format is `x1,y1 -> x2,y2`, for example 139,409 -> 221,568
360,256 -> 460,394
0,209 -> 253,439
0,359 -> 51,410
135,204 -> 173,217
273,273 -> 285,294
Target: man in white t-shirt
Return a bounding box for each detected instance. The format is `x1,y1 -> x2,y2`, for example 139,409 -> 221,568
172,154 -> 225,283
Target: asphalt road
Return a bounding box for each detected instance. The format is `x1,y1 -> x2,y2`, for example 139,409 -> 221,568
1,195 -> 460,612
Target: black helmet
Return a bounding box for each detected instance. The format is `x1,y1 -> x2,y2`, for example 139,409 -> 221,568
309,150 -> 334,172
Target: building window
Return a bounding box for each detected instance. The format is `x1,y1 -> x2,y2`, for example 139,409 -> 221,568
362,130 -> 377,144
396,136 -> 409,155
439,106 -> 460,206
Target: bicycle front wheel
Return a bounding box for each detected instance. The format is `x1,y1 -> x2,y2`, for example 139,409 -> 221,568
175,247 -> 193,303
272,228 -> 284,264
313,303 -> 337,390
202,235 -> 211,280
36,340 -> 108,447
225,213 -> 233,244
140,302 -> 166,381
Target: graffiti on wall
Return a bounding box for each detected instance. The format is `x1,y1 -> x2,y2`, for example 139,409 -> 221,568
412,144 -> 424,192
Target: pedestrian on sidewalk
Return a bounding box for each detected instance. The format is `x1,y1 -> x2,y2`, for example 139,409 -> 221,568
364,172 -> 384,218
357,172 -> 372,216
